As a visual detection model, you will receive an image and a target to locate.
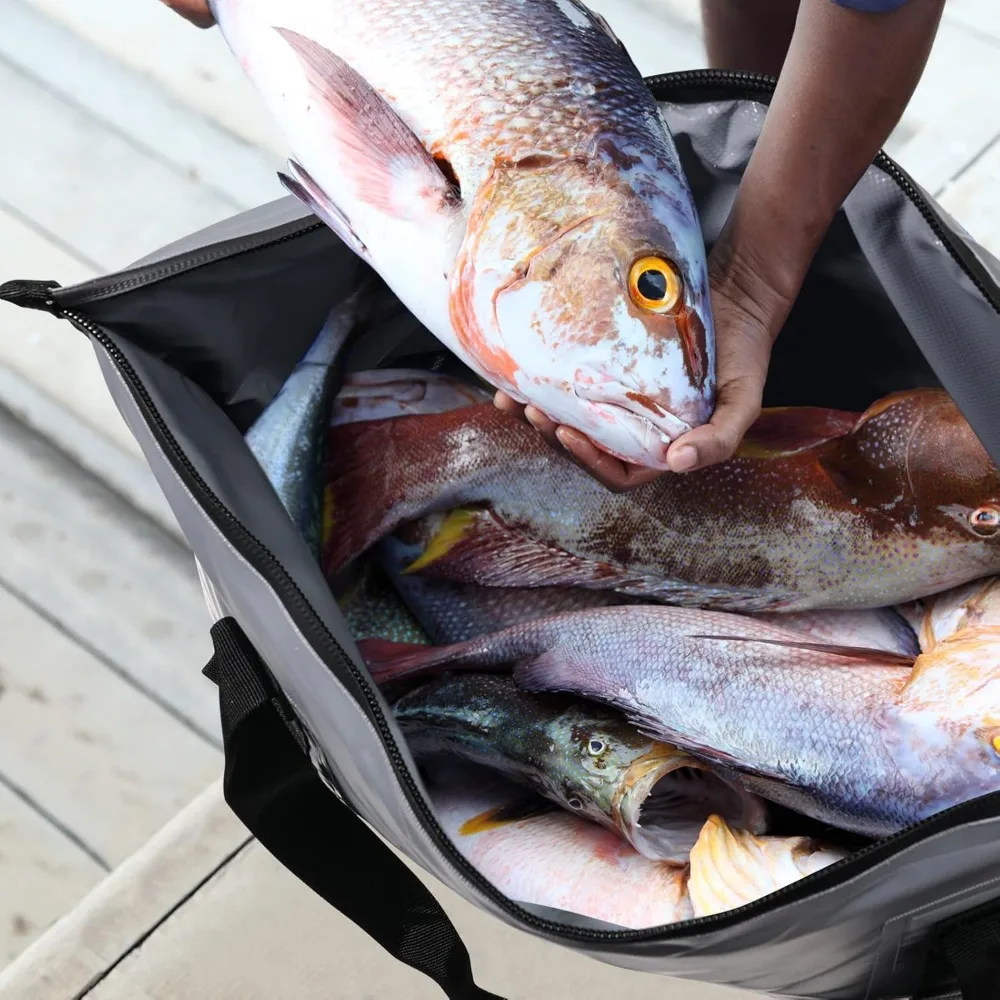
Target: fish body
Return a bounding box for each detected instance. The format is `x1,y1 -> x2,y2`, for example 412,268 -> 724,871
246,294 -> 364,556
358,602 -> 1000,836
378,523 -> 636,643
688,814 -> 847,918
212,0 -> 715,468
393,673 -> 767,860
429,773 -> 693,928
327,389 -> 1000,611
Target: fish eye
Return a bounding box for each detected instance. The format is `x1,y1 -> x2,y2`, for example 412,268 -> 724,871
969,506 -> 1000,537
566,796 -> 584,810
991,734 -> 1000,758
628,256 -> 682,314
587,738 -> 607,756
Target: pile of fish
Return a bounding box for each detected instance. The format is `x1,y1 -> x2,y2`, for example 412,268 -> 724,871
243,308 -> 1000,928
217,0 -> 1000,931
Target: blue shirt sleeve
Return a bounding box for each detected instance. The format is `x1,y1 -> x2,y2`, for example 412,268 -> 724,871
832,0 -> 912,10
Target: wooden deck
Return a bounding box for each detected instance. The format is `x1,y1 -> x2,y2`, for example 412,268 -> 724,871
0,0 -> 998,976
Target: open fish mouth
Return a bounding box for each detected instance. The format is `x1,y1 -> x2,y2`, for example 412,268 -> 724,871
613,747 -> 769,863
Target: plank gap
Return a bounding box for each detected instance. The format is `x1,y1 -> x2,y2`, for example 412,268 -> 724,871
0,770 -> 109,872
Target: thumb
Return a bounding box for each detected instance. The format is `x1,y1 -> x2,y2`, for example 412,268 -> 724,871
666,373 -> 765,472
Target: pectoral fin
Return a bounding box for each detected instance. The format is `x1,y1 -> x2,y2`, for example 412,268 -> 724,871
735,407 -> 859,459
279,160 -> 371,264
689,634 -> 915,668
276,28 -> 460,221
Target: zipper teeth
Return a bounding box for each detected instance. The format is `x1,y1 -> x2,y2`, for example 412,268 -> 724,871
51,67 -> 1000,950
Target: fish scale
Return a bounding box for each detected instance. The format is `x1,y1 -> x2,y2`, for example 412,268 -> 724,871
212,0 -> 716,468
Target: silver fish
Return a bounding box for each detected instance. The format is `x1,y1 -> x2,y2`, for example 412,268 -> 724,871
393,672 -> 767,861
246,292 -> 366,556
212,0 -> 716,468
353,604 -> 1000,837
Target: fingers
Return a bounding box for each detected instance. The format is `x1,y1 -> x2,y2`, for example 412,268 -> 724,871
493,390 -> 524,416
666,373 -> 764,473
494,390 -> 662,491
159,0 -> 216,27
556,428 -> 662,492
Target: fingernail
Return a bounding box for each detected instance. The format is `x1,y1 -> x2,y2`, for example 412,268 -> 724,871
670,445 -> 698,472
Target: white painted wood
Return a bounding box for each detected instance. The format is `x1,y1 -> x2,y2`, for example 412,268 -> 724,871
943,0 -> 1000,42
0,407 -> 219,743
39,785 -> 742,1000
0,781 -> 248,999
0,204 -> 186,541
0,56 -> 238,273
591,0 -> 706,74
886,22 -> 1000,192
0,781 -> 106,968
0,0 -> 283,211
0,579 -> 221,867
937,135 -> 1000,259
0,207 -> 135,456
20,0 -> 287,158
0,363 -> 185,545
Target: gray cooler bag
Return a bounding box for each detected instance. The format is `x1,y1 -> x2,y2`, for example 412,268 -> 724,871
4,71 -> 1000,1000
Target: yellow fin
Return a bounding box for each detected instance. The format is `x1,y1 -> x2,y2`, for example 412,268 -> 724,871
403,508 -> 481,574
458,799 -> 553,836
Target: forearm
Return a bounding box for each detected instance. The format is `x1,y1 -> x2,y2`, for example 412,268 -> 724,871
718,0 -> 944,319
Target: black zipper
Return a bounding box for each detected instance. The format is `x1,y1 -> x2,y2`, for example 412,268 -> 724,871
17,69 -> 1000,952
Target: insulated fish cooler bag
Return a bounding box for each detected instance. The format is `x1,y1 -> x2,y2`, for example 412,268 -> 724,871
5,72 -> 1000,1000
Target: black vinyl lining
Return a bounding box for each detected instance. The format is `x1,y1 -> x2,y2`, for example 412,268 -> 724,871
8,68 -> 1000,959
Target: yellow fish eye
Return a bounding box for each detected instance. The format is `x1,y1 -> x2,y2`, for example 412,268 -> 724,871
970,506 -> 1000,537
992,734 -> 1000,757
628,256 -> 682,313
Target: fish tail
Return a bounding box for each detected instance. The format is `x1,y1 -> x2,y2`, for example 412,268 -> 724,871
357,636 -> 506,686
324,419 -> 407,577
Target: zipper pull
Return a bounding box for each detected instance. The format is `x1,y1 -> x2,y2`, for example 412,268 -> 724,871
0,279 -> 62,315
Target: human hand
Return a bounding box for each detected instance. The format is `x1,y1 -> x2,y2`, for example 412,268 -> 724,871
159,0 -> 215,28
493,392 -> 663,492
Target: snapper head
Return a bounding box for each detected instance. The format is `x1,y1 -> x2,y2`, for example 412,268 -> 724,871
449,146 -> 715,469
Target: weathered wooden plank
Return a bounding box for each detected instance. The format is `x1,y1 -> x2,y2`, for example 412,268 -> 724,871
886,22 -> 1000,194
0,781 -> 248,999
0,203 -> 186,540
0,407 -> 219,744
937,135 -> 1000,259
0,578 -> 221,867
76,805 -> 740,1000
0,781 -> 106,968
20,0 -> 286,158
0,55 -> 237,273
0,207 -> 132,454
0,0 -> 282,211
590,0 -> 706,75
943,0 -> 1000,43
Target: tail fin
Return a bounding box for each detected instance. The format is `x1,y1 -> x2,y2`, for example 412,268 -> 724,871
358,638 -> 468,686
323,419 -> 403,576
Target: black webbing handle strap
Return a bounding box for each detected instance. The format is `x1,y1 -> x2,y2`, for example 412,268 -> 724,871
203,616 -> 504,1000
930,896 -> 1000,1000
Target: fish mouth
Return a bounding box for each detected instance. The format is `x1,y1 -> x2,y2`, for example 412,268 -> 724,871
613,745 -> 769,863
573,375 -> 693,467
